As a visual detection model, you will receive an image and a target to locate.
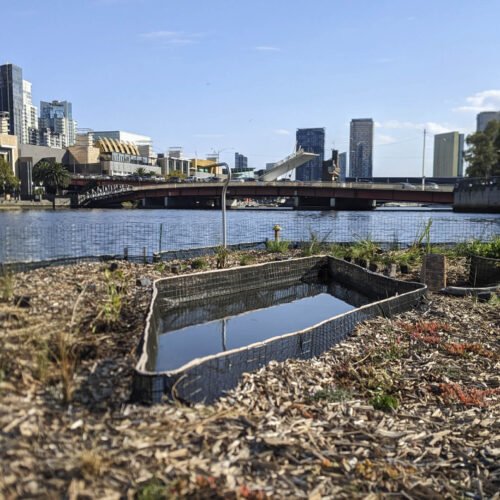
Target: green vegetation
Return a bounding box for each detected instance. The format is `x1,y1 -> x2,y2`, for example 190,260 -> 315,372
301,229 -> 331,256
154,262 -> 167,272
454,235 -> 500,259
266,239 -> 290,253
91,269 -> 126,331
165,169 -> 187,181
136,478 -> 167,500
370,392 -> 399,412
0,157 -> 20,194
0,271 -> 14,301
215,245 -> 230,268
32,160 -> 71,210
191,258 -> 208,270
306,386 -> 353,403
239,254 -> 254,266
464,119 -> 500,177
121,200 -> 139,209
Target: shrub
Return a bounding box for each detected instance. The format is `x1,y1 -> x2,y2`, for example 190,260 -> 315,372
191,258 -> 208,270
239,254 -> 254,266
266,239 -> 290,253
215,245 -> 230,268
370,392 -> 399,412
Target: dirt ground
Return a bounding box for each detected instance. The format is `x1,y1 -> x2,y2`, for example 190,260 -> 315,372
0,252 -> 498,499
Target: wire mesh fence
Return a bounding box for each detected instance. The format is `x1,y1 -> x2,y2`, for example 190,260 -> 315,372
0,213 -> 498,264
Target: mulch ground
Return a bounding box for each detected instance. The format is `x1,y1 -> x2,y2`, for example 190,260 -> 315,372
0,252 -> 498,499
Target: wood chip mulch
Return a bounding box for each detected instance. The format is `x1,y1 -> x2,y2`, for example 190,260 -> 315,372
0,253 -> 499,499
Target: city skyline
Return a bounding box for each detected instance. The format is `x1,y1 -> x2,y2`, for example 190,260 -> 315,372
1,0 -> 500,176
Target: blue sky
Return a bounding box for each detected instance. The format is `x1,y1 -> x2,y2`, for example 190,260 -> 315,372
2,0 -> 500,176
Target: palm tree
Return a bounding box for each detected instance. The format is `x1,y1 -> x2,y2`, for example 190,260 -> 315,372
33,161 -> 71,210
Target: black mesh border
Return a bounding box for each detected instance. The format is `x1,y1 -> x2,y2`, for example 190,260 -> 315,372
132,256 -> 426,405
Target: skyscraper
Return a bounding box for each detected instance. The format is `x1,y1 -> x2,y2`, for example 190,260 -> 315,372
39,100 -> 77,147
22,80 -> 38,144
295,128 -> 325,181
234,152 -> 248,170
433,132 -> 464,177
349,118 -> 374,178
477,111 -> 500,132
0,63 -> 23,139
338,152 -> 347,181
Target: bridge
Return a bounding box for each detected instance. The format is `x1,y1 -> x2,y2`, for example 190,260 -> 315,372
258,148 -> 319,181
74,180 -> 454,210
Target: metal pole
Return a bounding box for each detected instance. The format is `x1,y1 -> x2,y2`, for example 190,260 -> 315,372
421,129 -> 426,191
212,162 -> 230,248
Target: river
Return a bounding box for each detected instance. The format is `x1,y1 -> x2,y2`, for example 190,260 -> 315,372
0,207 -> 498,263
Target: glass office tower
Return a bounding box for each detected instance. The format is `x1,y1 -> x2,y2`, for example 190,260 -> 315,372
349,118 -> 374,179
296,128 -> 325,181
0,63 -> 24,138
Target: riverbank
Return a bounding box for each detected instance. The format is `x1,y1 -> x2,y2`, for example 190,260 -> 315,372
0,251 -> 498,498
0,198 -> 71,210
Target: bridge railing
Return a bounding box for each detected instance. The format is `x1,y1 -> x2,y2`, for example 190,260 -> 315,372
79,184 -> 135,205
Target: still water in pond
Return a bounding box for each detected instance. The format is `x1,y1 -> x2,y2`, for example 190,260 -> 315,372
155,280 -> 370,371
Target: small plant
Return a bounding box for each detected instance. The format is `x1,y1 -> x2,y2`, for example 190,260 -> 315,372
306,386 -> 352,403
239,254 -> 254,266
301,228 -> 332,257
54,329 -> 76,404
191,258 -> 208,270
215,245 -> 230,268
370,391 -> 399,412
454,235 -> 500,259
137,478 -> 167,500
154,262 -> 166,272
266,239 -> 290,253
92,269 -> 126,330
0,271 -> 14,301
326,243 -> 348,259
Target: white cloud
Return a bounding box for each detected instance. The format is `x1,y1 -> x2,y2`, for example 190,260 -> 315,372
376,120 -> 456,135
273,129 -> 291,135
255,46 -> 281,52
375,133 -> 397,145
453,90 -> 500,113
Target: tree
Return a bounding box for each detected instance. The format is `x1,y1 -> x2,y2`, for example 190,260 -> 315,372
134,167 -> 149,177
0,157 -> 20,194
33,161 -> 71,209
165,169 -> 187,180
464,120 -> 500,177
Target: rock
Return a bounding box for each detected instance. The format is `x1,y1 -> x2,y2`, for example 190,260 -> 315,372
136,278 -> 152,287
108,263 -> 119,272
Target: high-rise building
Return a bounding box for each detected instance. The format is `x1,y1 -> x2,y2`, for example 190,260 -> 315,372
39,100 -> 77,147
477,111 -> 500,132
338,152 -> 347,181
266,162 -> 276,170
22,80 -> 38,144
0,63 -> 24,139
234,152 -> 248,170
349,118 -> 374,178
295,128 -> 325,181
433,131 -> 464,177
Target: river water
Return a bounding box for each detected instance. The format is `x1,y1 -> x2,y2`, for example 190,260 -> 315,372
0,207 -> 499,262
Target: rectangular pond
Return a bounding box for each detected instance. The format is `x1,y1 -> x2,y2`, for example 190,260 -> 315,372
156,280 -> 371,372
133,256 -> 426,404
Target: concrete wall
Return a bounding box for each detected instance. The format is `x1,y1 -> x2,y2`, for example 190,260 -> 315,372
18,143 -> 66,166
453,182 -> 500,213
